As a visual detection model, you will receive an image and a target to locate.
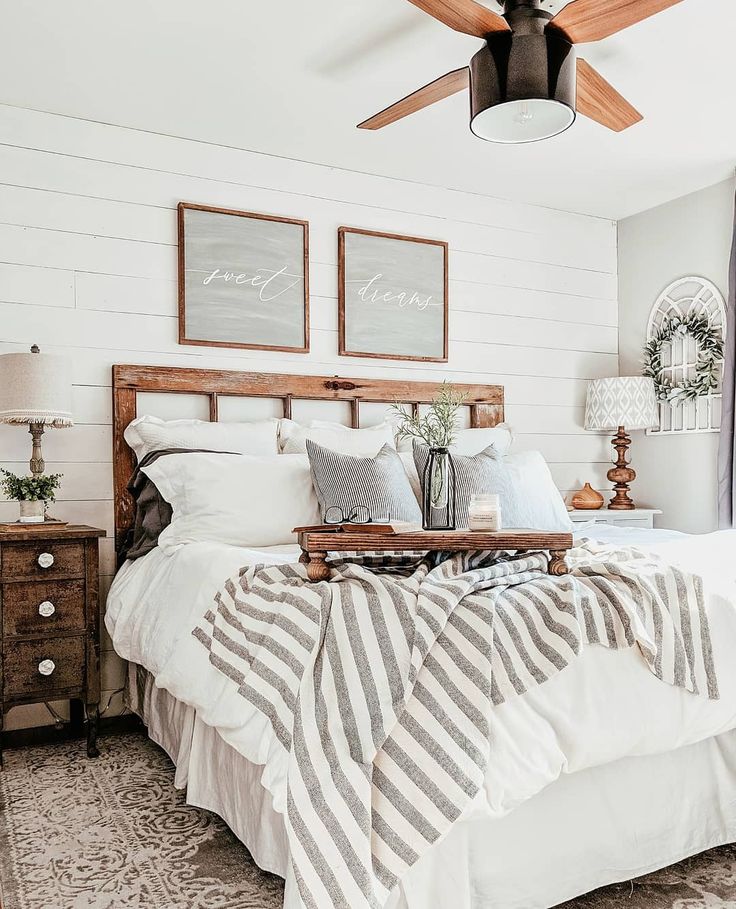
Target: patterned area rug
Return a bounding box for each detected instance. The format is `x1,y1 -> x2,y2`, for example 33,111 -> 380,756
0,732 -> 284,908
558,846 -> 736,908
0,731 -> 734,909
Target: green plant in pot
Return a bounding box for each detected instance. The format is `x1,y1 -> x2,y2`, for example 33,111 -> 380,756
391,384 -> 466,530
0,469 -> 62,524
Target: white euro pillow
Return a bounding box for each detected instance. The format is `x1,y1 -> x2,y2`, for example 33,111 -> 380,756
279,419 -> 396,456
141,452 -> 320,550
395,422 -> 513,457
124,415 -> 280,461
450,423 -> 514,456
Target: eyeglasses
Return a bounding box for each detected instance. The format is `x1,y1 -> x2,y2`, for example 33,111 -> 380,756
324,505 -> 373,525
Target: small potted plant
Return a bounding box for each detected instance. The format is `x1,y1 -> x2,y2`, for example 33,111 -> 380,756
0,469 -> 62,524
391,383 -> 466,530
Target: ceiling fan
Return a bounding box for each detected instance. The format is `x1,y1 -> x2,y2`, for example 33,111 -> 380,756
358,0 -> 684,143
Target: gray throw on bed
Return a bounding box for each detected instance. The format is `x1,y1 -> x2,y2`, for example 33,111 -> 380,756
193,544 -> 718,909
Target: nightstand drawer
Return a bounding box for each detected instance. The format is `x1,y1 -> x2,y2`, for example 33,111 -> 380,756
0,524 -> 104,765
3,636 -> 86,699
0,541 -> 85,580
2,579 -> 86,637
568,508 -> 661,530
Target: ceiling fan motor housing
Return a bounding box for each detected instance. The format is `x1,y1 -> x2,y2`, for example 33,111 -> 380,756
470,5 -> 577,143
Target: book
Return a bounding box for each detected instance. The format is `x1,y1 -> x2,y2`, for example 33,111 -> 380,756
293,521 -> 421,535
0,518 -> 69,531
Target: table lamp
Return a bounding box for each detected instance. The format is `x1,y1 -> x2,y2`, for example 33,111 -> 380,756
0,345 -> 73,476
584,376 -> 659,510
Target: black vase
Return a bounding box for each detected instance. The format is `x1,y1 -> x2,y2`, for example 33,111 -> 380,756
421,447 -> 456,530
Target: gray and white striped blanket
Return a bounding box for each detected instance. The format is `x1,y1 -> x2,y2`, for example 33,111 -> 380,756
193,544 -> 718,909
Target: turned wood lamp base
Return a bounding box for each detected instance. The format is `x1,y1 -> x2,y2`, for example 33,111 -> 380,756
29,421 -> 46,477
607,425 -> 637,510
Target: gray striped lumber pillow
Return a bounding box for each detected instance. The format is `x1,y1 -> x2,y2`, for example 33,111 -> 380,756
306,441 -> 422,524
414,443 -> 572,532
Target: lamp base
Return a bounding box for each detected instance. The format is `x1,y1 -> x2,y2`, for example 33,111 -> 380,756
29,422 -> 45,477
607,426 -> 636,510
608,490 -> 636,510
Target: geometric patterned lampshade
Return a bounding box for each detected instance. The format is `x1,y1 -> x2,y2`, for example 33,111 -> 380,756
585,377 -> 659,432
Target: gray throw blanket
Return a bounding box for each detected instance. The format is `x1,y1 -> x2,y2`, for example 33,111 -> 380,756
193,543 -> 718,909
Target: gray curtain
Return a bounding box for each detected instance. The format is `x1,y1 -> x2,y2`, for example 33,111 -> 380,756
717,190 -> 736,528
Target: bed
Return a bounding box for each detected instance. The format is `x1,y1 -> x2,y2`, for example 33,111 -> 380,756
107,365 -> 736,909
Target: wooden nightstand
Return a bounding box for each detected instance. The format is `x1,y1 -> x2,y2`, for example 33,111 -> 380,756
568,508 -> 662,530
0,524 -> 106,766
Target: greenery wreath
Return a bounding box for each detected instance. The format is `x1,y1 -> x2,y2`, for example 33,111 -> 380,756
643,312 -> 724,402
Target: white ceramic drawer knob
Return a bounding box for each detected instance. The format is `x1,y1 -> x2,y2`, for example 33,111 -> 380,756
38,601 -> 56,618
38,659 -> 56,676
37,552 -> 54,569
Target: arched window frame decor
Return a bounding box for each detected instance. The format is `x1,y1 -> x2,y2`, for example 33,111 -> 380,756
646,276 -> 727,435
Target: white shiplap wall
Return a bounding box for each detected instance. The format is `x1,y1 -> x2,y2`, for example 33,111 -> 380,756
0,104 -> 618,729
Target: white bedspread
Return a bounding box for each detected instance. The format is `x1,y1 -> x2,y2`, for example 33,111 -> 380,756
106,528 -> 736,826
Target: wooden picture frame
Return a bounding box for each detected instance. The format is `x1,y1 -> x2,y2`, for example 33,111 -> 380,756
178,202 -> 310,353
338,226 -> 449,363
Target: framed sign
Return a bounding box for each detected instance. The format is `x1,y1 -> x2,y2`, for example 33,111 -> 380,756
178,202 -> 309,352
338,227 -> 448,362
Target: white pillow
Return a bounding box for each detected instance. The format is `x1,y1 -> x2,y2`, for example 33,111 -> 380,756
125,415 -> 279,461
478,450 -> 572,532
395,422 -> 513,456
279,419 -> 396,456
142,452 -> 320,550
399,452 -> 422,503
451,424 -> 514,456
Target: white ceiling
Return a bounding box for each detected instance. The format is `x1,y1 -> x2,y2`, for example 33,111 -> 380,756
2,0 -> 734,220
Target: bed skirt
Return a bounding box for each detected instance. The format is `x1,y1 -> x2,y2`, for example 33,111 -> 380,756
126,663 -> 736,909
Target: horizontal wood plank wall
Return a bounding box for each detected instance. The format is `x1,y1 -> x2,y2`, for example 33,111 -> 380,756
0,103 -> 618,729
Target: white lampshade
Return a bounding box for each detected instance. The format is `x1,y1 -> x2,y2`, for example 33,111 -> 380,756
0,347 -> 73,427
585,377 -> 659,432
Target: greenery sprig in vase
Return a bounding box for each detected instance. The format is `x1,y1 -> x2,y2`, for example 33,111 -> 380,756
0,469 -> 62,524
390,382 -> 467,449
391,383 -> 466,530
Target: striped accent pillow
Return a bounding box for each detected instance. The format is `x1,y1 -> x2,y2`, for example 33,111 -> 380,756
414,444 -> 572,532
306,441 -> 422,524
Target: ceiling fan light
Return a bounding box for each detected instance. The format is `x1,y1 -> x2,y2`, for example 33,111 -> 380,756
469,32 -> 577,144
470,98 -> 575,143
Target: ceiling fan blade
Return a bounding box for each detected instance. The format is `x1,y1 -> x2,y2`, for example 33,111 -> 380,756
405,0 -> 509,37
576,58 -> 642,132
548,0 -> 684,43
358,67 -> 469,130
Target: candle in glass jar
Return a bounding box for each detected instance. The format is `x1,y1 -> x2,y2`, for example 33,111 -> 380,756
468,494 -> 502,531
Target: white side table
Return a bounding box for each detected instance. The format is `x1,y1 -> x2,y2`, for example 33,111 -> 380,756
568,508 -> 662,530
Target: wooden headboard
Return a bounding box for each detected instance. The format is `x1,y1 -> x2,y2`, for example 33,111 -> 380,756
112,365 -> 504,553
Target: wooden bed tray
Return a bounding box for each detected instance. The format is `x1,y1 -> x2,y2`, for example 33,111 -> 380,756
112,365 -> 504,555
297,528 -> 573,582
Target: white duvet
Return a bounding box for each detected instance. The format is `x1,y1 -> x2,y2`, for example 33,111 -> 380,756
106,527 -> 736,822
